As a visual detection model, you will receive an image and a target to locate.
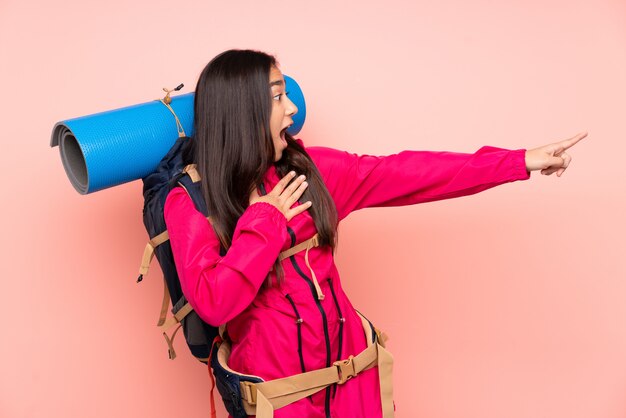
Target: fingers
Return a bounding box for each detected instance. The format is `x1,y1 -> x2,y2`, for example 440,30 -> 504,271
262,171 -> 313,221
541,152 -> 572,176
282,174 -> 307,198
284,179 -> 308,206
281,175 -> 310,220
285,200 -> 313,222
558,131 -> 587,151
541,167 -> 559,175
271,171 -> 297,195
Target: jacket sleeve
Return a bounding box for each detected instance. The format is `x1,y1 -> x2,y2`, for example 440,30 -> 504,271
163,187 -> 289,326
302,140 -> 531,221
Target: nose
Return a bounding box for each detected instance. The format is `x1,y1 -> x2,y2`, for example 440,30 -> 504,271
285,94 -> 298,117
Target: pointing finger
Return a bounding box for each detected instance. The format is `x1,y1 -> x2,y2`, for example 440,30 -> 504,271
559,131 -> 587,151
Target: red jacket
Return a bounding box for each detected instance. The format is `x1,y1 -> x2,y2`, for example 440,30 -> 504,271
164,139 -> 531,417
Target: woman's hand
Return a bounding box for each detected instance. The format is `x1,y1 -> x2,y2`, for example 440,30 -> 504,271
249,171 -> 312,221
525,131 -> 588,177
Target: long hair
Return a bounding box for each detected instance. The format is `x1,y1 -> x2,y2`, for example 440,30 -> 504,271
193,49 -> 338,285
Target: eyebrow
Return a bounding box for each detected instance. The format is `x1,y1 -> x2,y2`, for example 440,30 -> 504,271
269,79 -> 285,87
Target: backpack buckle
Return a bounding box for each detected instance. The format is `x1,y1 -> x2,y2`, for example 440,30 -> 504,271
333,355 -> 356,384
240,381 -> 257,405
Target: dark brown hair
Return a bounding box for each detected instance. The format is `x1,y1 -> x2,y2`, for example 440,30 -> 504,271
193,49 -> 338,285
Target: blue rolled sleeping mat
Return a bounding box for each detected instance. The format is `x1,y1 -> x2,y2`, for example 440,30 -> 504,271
51,75 -> 307,194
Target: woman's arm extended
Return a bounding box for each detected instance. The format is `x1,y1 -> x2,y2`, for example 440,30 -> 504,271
164,189 -> 288,326
304,131 -> 587,221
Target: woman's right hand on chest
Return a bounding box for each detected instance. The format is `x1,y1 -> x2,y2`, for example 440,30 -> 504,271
249,171 -> 312,222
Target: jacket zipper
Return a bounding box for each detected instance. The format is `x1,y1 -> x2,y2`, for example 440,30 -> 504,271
328,279 -> 344,399
285,294 -> 306,374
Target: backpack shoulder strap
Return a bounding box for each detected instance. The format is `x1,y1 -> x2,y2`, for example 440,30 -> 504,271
181,163 -> 201,183
137,165 -> 212,282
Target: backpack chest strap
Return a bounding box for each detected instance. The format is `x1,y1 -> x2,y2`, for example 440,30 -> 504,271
278,234 -> 319,261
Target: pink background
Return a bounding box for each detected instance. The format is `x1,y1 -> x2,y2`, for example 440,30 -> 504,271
1,0 -> 625,417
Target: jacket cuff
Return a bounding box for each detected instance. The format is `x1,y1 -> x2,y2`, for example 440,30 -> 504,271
511,148 -> 531,180
237,201 -> 287,231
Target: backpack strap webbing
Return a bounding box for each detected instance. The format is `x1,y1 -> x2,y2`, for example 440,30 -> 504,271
137,230 -> 169,282
157,275 -> 170,326
245,342 -> 394,418
233,312 -> 394,417
278,233 -> 319,260
182,163 -> 200,182
158,302 -> 194,332
137,215 -> 213,280
207,335 -> 223,418
279,233 -> 324,299
157,98 -> 186,138
157,301 -> 194,360
163,323 -> 183,360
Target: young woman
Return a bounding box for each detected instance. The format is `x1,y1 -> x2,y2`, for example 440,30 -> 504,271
163,49 -> 586,418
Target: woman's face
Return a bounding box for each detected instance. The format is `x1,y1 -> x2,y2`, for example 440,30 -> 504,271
269,65 -> 298,162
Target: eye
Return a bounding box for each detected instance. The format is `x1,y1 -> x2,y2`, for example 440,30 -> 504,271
273,93 -> 282,101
